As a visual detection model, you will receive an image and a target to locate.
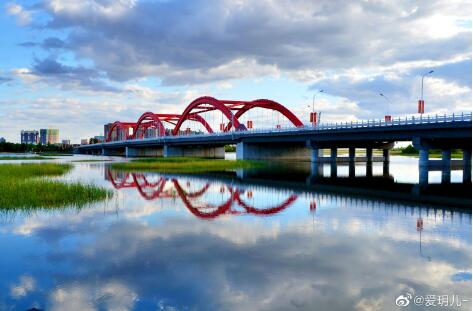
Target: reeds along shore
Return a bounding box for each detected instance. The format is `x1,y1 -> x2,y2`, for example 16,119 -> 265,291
111,157 -> 265,173
0,163 -> 112,209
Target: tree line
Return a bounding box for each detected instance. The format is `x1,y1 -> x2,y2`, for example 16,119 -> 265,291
0,142 -> 73,153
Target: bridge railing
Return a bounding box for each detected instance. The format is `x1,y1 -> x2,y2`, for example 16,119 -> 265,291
105,112 -> 472,142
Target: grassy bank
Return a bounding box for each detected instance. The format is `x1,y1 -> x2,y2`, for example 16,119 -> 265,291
0,163 -> 112,209
37,152 -> 73,156
0,156 -> 53,160
391,145 -> 464,158
111,157 -> 265,173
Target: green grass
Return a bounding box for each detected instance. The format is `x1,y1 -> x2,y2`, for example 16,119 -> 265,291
111,157 -> 265,173
0,163 -> 112,209
37,152 -> 73,156
0,156 -> 53,160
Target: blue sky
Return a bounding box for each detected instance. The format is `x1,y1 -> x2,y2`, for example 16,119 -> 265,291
0,0 -> 471,143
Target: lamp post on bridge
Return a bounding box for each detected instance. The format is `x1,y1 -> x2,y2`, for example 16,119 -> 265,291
310,89 -> 325,127
379,93 -> 391,122
419,70 -> 434,114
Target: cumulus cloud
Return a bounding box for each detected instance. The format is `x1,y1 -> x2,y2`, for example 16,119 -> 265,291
3,0 -> 471,141
6,2 -> 32,26
30,0 -> 470,86
10,275 -> 36,299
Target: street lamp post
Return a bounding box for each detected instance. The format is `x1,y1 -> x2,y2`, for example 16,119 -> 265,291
379,93 -> 391,121
419,70 -> 434,114
311,89 -> 325,127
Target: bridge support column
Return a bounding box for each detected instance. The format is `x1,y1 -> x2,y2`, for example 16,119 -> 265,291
330,148 -> 337,162
330,148 -> 337,177
419,148 -> 429,185
348,148 -> 356,177
441,149 -> 451,184
164,145 -> 224,159
366,148 -> 373,163
383,148 -> 390,163
463,149 -> 471,182
310,148 -> 323,163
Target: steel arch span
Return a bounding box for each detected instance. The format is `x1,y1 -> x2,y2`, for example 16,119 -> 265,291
224,99 -> 304,131
106,121 -> 137,142
172,96 -> 245,135
132,112 -> 214,139
107,96 -> 304,139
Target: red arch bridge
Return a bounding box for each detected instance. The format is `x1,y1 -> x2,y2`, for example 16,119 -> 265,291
76,96 -> 472,172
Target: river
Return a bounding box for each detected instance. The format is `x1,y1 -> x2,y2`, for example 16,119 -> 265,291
0,155 -> 471,310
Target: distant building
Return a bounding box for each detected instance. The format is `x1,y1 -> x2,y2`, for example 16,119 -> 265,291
40,129 -> 59,145
104,123 -> 114,139
81,139 -> 89,145
0,137 -> 5,143
62,139 -> 71,145
21,130 -> 39,144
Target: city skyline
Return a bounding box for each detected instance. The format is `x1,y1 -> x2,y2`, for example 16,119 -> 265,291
0,0 -> 471,143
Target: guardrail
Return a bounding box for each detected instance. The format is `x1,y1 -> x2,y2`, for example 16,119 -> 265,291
92,112 -> 473,144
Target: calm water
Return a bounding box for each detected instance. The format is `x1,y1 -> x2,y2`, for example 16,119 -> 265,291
0,155 -> 471,311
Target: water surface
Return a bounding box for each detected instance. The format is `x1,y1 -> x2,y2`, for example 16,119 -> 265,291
0,155 -> 471,310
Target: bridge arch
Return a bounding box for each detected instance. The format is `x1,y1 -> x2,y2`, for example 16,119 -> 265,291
106,121 -> 136,142
132,112 -> 168,139
224,99 -> 304,131
172,96 -> 244,135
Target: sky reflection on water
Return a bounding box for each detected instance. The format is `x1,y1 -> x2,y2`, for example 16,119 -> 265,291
0,156 -> 471,311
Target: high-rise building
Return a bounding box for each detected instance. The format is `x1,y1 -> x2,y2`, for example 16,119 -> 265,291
21,130 -> 39,144
40,129 -> 59,145
0,137 -> 5,143
81,139 -> 89,145
61,139 -> 71,145
104,123 -> 114,139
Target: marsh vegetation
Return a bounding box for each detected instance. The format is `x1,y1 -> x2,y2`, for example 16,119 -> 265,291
0,163 -> 112,209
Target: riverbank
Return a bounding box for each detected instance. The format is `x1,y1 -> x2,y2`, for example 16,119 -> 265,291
111,157 -> 265,173
0,163 -> 112,209
391,145 -> 464,158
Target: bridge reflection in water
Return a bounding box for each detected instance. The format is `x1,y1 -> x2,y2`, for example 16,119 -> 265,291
106,169 -> 298,219
104,163 -> 471,221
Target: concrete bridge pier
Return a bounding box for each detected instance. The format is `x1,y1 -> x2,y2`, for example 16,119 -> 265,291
418,148 -> 430,185
366,148 -> 373,163
441,149 -> 451,184
383,148 -> 390,163
463,149 -> 472,183
414,137 -> 471,185
348,148 -> 356,177
164,145 -> 224,159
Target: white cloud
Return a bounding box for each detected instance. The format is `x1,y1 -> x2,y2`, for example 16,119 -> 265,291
6,2 -> 32,26
10,275 -> 36,299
